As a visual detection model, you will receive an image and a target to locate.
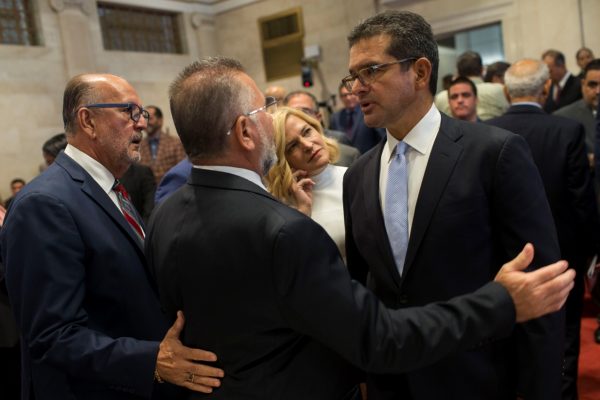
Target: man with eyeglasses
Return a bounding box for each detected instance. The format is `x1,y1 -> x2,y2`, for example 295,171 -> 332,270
0,73 -> 224,399
330,83 -> 385,154
342,11 -> 564,400
283,90 -> 360,166
145,56 -> 574,399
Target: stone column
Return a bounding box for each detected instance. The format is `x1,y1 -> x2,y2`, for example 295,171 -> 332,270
191,13 -> 217,57
49,0 -> 97,77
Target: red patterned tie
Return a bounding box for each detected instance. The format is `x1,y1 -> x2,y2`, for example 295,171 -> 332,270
112,180 -> 145,242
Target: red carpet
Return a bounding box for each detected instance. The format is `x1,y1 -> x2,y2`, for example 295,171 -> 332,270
579,289 -> 600,400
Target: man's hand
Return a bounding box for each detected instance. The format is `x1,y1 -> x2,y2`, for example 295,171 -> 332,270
494,243 -> 575,322
156,311 -> 224,393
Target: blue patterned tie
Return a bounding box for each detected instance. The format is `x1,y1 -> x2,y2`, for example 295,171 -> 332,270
384,141 -> 409,276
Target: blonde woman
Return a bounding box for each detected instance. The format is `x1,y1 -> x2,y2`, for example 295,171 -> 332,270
267,107 -> 348,258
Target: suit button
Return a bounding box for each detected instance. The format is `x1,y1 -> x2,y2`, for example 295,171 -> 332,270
398,294 -> 408,305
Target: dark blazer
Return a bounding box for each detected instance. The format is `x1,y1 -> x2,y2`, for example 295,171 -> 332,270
344,114 -> 563,400
154,158 -> 192,205
0,152 -> 170,400
544,74 -> 582,113
488,105 -> 599,264
330,106 -> 385,154
146,168 -> 516,399
554,99 -> 596,154
120,163 -> 156,223
487,104 -> 599,400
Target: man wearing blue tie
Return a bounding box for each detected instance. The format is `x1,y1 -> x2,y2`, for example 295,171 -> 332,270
343,10 -> 564,400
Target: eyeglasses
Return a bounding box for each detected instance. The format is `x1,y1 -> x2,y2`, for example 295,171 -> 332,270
246,96 -> 278,116
296,107 -> 318,117
80,103 -> 150,122
226,96 -> 278,135
341,57 -> 417,92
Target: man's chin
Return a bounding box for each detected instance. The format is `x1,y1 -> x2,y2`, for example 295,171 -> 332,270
129,151 -> 141,163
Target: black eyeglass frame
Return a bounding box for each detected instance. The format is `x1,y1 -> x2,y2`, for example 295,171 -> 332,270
79,103 -> 150,123
341,57 -> 418,92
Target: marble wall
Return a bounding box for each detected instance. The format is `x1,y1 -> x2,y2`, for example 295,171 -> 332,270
0,0 -> 598,200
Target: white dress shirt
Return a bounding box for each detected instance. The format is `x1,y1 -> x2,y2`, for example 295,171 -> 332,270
379,104 -> 441,235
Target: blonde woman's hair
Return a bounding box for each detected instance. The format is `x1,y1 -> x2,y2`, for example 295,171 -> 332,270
266,107 -> 339,205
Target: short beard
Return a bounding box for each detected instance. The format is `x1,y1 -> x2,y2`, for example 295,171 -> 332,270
257,124 -> 277,177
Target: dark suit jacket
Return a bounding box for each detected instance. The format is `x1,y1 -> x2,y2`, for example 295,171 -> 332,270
488,105 -> 599,266
554,99 -> 596,153
146,168 -> 516,399
330,106 -> 385,154
120,163 -> 156,223
344,114 -> 563,400
0,152 -> 170,400
544,74 -> 582,113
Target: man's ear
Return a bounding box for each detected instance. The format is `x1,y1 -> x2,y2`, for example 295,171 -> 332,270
503,85 -> 511,103
78,108 -> 97,139
232,115 -> 257,151
414,58 -> 432,91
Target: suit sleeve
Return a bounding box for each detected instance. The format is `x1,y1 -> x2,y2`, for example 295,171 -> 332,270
2,193 -> 159,397
493,134 -> 564,400
343,169 -> 368,285
272,217 -> 516,374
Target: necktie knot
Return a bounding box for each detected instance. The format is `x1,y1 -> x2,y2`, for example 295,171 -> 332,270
395,141 -> 408,158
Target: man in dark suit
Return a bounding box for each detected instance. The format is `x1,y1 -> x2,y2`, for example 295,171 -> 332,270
120,162 -> 156,223
555,59 -> 600,164
488,58 -> 600,400
0,73 -> 224,399
543,49 -> 582,113
146,56 -> 574,399
343,11 -> 564,400
330,83 -> 385,153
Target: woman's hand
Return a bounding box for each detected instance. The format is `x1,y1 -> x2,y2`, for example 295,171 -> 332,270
290,170 -> 314,216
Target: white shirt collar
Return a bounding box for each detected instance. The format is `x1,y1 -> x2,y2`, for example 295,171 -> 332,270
558,71 -> 572,89
193,165 -> 268,192
64,144 -> 116,195
384,103 -> 441,161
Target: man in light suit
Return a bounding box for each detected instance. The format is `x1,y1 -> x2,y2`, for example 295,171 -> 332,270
0,73 -> 224,399
146,56 -> 574,399
487,59 -> 600,400
343,11 -> 564,400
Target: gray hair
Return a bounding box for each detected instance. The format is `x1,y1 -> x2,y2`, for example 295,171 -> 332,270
504,60 -> 549,98
62,75 -> 99,135
169,57 -> 254,162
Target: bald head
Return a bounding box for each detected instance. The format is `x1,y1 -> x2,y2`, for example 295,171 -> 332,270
264,85 -> 287,103
504,59 -> 549,102
61,73 -> 146,178
63,74 -> 132,135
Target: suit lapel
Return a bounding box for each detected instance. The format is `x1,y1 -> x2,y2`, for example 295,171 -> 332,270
361,142 -> 404,287
403,116 -> 463,276
56,153 -> 145,253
